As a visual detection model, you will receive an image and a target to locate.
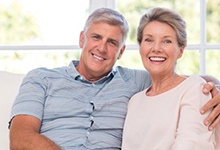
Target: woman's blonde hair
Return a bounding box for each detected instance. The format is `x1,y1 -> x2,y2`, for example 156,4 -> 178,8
137,7 -> 187,47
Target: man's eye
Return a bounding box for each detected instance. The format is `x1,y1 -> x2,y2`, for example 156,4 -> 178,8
108,40 -> 118,47
110,41 -> 117,46
92,35 -> 100,40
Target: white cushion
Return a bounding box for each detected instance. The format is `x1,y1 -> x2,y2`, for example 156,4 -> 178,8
0,71 -> 25,150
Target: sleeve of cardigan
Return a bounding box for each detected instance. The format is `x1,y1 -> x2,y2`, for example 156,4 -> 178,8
172,76 -> 215,150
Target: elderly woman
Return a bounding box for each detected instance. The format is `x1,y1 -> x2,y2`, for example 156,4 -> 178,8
122,7 -> 216,149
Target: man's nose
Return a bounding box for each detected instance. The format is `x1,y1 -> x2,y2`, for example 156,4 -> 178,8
97,41 -> 107,53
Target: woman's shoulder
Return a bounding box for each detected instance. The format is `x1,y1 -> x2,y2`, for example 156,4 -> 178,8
186,75 -> 206,84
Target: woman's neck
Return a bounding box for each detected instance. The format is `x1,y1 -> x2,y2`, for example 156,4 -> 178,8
146,73 -> 186,96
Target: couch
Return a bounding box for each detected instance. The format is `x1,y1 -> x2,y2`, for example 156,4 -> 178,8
0,71 -> 25,149
0,71 -> 219,149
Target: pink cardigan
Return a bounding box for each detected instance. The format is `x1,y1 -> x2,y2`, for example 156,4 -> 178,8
122,75 -> 217,150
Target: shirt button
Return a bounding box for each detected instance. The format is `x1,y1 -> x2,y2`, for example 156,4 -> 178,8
87,131 -> 90,135
80,76 -> 83,80
90,101 -> 95,110
90,115 -> 94,120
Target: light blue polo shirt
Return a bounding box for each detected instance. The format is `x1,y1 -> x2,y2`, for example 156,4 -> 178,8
10,60 -> 151,150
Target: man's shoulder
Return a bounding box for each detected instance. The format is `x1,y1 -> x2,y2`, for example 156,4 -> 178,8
114,66 -> 151,89
26,66 -> 69,79
115,66 -> 149,77
114,66 -> 150,85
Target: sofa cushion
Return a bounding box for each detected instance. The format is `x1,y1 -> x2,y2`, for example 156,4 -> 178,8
0,71 -> 25,150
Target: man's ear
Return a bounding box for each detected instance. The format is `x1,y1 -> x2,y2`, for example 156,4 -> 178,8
117,45 -> 126,59
79,31 -> 84,48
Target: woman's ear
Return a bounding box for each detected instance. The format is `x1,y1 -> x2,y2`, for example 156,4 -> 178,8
178,46 -> 185,59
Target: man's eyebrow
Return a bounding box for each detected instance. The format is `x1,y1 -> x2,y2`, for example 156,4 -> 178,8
91,33 -> 101,37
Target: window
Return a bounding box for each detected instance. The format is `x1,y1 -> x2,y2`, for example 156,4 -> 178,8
0,0 -> 88,73
0,0 -> 220,80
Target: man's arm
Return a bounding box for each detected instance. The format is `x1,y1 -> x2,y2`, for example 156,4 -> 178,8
10,115 -> 61,150
200,75 -> 220,131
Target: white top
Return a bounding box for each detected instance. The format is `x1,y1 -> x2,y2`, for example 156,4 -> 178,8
122,75 -> 216,150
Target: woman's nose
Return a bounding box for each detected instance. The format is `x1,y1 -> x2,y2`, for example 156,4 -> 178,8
152,42 -> 162,52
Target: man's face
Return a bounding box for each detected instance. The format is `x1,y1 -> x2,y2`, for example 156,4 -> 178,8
78,22 -> 125,82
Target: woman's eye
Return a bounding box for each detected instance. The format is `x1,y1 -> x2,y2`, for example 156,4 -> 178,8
145,38 -> 152,42
164,40 -> 171,43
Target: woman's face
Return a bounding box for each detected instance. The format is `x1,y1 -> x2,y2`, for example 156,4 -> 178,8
139,21 -> 184,77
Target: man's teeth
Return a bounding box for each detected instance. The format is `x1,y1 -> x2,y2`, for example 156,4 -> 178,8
149,57 -> 166,62
93,54 -> 105,60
